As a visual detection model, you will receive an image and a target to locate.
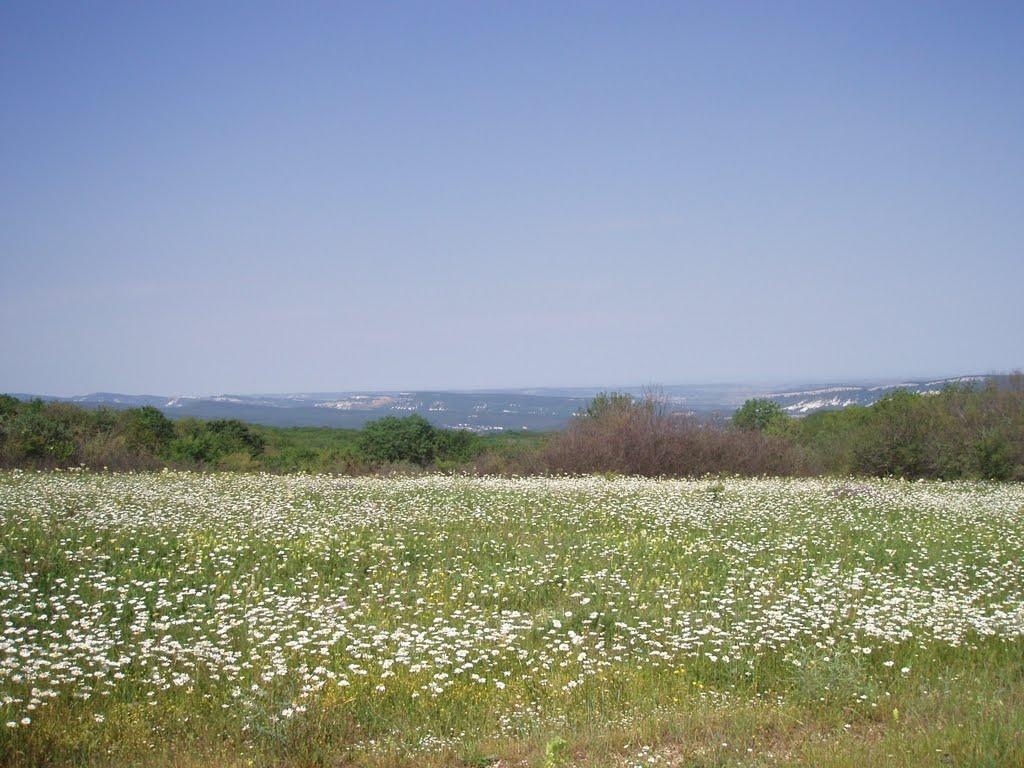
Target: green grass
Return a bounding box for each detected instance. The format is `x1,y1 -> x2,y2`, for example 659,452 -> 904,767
0,472 -> 1021,767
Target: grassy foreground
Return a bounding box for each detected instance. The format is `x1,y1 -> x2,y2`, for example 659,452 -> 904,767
0,471 -> 1022,767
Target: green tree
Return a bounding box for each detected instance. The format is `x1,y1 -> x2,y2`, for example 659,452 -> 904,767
849,390 -> 930,477
357,414 -> 438,466
434,428 -> 481,463
205,419 -> 265,458
122,406 -> 175,454
0,394 -> 20,420
168,418 -> 265,466
167,419 -> 218,464
973,431 -> 1013,480
4,400 -> 77,462
733,398 -> 788,432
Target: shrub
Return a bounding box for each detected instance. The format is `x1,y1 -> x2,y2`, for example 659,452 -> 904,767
167,421 -> 219,465
434,428 -> 481,463
79,433 -> 167,471
205,419 -> 265,458
218,451 -> 262,472
580,391 -> 636,420
357,415 -> 438,466
732,398 -> 788,432
166,418 -> 265,466
1,401 -> 78,465
973,432 -> 1014,481
542,392 -> 806,477
121,406 -> 175,454
0,394 -> 19,419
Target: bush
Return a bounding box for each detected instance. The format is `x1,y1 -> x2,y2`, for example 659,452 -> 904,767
732,398 -> 789,432
1,401 -> 78,465
581,391 -> 636,420
543,392 -> 807,477
973,432 -> 1014,481
790,379 -> 1024,480
167,421 -> 218,465
218,451 -> 262,472
122,406 -> 175,454
0,394 -> 19,420
434,428 -> 481,463
79,432 -> 166,471
206,420 -> 265,457
167,419 -> 265,466
357,415 -> 438,466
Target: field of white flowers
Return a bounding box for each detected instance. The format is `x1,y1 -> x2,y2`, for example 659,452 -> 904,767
1,471 -> 1022,767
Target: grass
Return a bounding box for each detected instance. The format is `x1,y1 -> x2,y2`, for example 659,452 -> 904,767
0,471 -> 1021,767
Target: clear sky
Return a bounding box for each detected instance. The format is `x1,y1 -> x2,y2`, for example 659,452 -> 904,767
2,2 -> 1022,396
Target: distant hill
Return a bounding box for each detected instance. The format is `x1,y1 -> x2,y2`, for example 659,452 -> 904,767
7,391 -> 588,432
8,375 -> 1001,432
757,376 -> 995,415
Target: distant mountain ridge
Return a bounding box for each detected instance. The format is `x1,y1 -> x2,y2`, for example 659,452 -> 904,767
6,375 -> 1002,432
758,376 -> 991,415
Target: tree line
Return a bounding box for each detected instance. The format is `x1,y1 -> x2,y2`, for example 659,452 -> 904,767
540,376 -> 1024,480
1,374 -> 1022,480
0,397 -> 484,473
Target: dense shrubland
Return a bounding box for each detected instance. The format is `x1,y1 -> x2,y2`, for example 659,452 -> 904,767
539,390 -> 807,477
792,379 -> 1024,479
0,398 -> 488,473
1,373 -> 1022,479
543,375 -> 1024,480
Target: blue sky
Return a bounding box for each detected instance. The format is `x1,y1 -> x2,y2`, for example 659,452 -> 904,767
2,2 -> 1022,395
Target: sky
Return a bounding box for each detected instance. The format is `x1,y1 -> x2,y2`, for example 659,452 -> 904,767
1,2 -> 1022,396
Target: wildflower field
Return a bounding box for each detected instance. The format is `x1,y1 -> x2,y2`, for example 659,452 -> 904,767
1,472 -> 1022,767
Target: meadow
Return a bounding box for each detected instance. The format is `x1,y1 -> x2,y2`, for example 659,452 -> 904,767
1,471 -> 1022,767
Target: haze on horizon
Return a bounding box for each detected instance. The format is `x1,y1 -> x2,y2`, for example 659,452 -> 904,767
2,2 -> 1022,398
